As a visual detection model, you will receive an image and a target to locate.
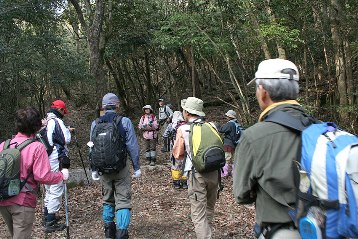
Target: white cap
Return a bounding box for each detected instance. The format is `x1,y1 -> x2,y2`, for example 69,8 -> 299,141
225,110 -> 237,119
247,58 -> 299,85
142,105 -> 153,111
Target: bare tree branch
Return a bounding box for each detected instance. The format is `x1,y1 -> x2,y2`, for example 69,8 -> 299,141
69,0 -> 88,33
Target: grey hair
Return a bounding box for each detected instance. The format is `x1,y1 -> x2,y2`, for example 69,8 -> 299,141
256,78 -> 299,101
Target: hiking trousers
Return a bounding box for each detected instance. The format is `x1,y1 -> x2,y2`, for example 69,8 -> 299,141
101,162 -> 132,211
188,170 -> 219,239
144,139 -> 156,159
44,158 -> 64,214
0,205 -> 35,239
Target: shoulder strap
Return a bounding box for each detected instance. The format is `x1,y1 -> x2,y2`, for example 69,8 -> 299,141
11,139 -> 36,194
20,171 -> 35,194
263,110 -> 306,132
16,139 -> 35,151
164,106 -> 170,118
264,111 -> 305,209
114,115 -> 123,125
114,115 -> 125,138
3,139 -> 12,149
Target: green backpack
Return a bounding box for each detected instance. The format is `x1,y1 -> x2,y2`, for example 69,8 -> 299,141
189,120 -> 225,173
0,139 -> 35,200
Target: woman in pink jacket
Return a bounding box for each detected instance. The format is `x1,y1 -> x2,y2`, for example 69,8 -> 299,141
138,105 -> 159,166
0,107 -> 69,239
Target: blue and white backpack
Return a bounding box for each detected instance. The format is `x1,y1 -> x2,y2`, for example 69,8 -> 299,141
265,111 -> 358,239
230,119 -> 245,145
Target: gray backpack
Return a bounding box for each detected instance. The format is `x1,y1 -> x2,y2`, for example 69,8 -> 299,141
91,115 -> 127,174
0,139 -> 35,200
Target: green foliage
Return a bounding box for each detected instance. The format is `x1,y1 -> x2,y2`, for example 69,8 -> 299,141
260,23 -> 302,48
0,0 -> 88,139
1,0 -> 358,138
153,11 -> 232,56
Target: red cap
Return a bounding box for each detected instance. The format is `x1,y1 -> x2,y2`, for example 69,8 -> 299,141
51,100 -> 68,114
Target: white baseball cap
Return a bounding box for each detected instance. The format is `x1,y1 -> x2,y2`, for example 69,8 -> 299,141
247,58 -> 299,85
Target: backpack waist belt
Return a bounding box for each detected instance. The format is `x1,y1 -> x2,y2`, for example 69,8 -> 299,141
298,191 -> 339,209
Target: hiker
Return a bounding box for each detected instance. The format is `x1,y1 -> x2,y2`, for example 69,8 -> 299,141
89,93 -> 141,239
172,97 -> 220,238
0,107 -> 69,239
158,98 -> 173,152
233,59 -> 308,239
218,110 -> 242,177
164,110 -> 187,189
43,99 -> 72,232
138,105 -> 159,166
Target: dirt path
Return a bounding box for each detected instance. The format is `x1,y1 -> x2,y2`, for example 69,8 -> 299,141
0,161 -> 255,239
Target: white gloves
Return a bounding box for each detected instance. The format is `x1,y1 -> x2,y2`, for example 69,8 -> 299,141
61,168 -> 69,181
132,169 -> 141,178
92,171 -> 100,181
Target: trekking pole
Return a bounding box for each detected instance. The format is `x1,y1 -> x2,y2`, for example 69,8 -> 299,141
72,131 -> 90,185
64,182 -> 70,239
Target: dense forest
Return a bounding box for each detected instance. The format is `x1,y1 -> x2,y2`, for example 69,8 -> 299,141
1,0 -> 358,140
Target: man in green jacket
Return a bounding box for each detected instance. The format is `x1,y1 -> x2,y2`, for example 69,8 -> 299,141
233,59 -> 312,239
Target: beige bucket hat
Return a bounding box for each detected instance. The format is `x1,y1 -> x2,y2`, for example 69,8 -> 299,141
182,97 -> 205,117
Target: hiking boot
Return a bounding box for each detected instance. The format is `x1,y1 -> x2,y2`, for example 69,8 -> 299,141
116,229 -> 129,239
44,213 -> 64,231
42,214 -> 61,226
173,180 -> 180,189
44,220 -> 66,233
104,222 -> 116,239
181,181 -> 188,189
150,160 -> 155,166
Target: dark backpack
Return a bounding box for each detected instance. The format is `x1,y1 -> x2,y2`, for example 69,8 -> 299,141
91,115 -> 127,174
230,120 -> 245,145
36,127 -> 53,156
0,139 -> 35,200
36,118 -> 61,156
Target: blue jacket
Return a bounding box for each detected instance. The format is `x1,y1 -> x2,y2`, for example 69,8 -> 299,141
90,111 -> 140,171
219,119 -> 240,148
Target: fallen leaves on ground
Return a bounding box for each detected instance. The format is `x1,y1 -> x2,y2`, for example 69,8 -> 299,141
0,162 -> 255,239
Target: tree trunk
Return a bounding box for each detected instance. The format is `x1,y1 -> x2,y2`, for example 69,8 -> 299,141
246,1 -> 271,59
191,46 -> 197,97
343,40 -> 353,105
144,51 -> 153,103
105,59 -> 128,112
315,1 -> 334,105
329,0 -> 348,117
69,0 -> 106,107
265,0 -> 286,59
